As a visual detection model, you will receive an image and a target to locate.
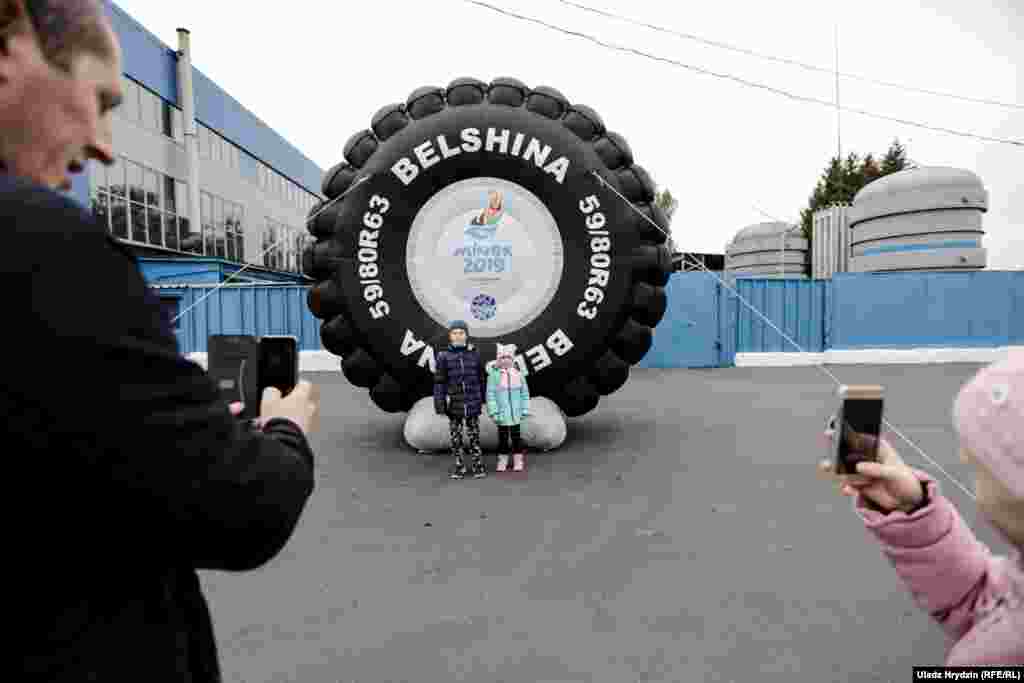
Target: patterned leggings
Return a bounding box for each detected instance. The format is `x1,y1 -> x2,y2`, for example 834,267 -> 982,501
449,415 -> 482,461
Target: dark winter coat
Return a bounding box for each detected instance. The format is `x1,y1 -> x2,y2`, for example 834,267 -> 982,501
433,344 -> 487,417
4,175 -> 316,682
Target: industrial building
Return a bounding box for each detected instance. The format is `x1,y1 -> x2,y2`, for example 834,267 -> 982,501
68,2 -> 324,286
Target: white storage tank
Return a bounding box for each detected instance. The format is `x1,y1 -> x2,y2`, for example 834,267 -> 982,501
725,221 -> 808,279
847,166 -> 988,272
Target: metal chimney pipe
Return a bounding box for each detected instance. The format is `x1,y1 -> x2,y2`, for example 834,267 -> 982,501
177,28 -> 202,254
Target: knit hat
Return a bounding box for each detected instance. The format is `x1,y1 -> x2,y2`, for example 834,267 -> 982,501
496,343 -> 517,358
952,349 -> 1024,499
448,320 -> 469,334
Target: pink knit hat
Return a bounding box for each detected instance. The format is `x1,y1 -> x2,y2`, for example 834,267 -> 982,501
952,349 -> 1024,499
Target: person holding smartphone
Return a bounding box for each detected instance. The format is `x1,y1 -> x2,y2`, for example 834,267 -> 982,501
1,4 -> 320,680
819,353 -> 1023,666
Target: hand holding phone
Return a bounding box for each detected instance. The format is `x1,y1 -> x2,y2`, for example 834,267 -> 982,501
820,385 -> 927,513
258,380 -> 321,436
208,335 -> 299,421
833,385 -> 885,475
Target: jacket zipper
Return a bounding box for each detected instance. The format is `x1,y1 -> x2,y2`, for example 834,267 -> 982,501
506,372 -> 515,423
459,355 -> 467,417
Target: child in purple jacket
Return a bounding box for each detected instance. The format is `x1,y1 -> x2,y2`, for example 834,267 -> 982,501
821,351 -> 1023,666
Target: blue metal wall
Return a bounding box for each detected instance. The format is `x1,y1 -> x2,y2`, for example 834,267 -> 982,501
640,273 -> 723,368
829,271 -> 1024,349
646,270 -> 1021,366
103,1 -> 324,195
733,278 -> 826,355
157,286 -> 322,352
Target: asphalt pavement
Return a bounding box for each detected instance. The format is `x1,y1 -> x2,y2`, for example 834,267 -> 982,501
199,363 -> 1013,683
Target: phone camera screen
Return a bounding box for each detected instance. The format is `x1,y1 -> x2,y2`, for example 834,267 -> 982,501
837,398 -> 883,472
259,339 -> 297,395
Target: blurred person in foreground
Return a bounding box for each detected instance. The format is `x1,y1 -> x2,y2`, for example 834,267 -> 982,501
1,2 -> 320,680
820,352 -> 1023,665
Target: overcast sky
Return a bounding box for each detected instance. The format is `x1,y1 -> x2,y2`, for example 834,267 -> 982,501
117,0 -> 1021,268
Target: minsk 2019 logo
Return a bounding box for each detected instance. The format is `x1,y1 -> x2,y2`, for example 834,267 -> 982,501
471,293 -> 497,321
456,190 -> 514,321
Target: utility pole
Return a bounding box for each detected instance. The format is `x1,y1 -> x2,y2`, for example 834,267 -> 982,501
835,23 -> 842,162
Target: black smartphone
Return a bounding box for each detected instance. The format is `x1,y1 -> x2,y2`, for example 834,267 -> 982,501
258,335 -> 299,400
833,384 -> 885,475
208,334 -> 261,420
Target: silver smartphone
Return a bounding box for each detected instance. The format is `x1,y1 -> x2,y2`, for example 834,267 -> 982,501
833,384 -> 885,475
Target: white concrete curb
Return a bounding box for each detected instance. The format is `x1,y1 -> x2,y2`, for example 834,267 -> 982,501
734,346 -> 1024,367
185,351 -> 341,372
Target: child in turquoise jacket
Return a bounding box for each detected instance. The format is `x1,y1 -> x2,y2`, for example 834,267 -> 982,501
486,343 -> 530,472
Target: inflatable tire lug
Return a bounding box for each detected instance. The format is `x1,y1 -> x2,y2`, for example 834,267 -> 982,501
321,315 -> 358,357
370,374 -> 407,413
343,130 -> 378,169
307,279 -> 347,320
631,244 -> 673,287
612,318 -> 653,365
593,131 -> 634,170
342,348 -> 382,389
307,239 -> 345,280
616,164 -> 657,203
446,77 -> 488,106
634,202 -> 670,245
589,350 -> 630,395
525,86 -> 569,119
322,162 -> 358,199
301,243 -> 316,278
556,377 -> 601,418
406,86 -> 446,119
306,199 -> 326,236
630,282 -> 668,328
308,201 -> 340,239
563,104 -> 606,141
488,77 -> 529,106
371,104 -> 409,141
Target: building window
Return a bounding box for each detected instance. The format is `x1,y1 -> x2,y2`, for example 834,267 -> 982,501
161,102 -> 174,138
263,218 -> 306,274
254,159 -> 322,214
92,156 -> 189,252
117,76 -> 182,144
197,191 -> 245,263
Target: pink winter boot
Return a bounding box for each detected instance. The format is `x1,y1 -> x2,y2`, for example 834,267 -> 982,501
512,452 -> 526,472
496,454 -> 509,472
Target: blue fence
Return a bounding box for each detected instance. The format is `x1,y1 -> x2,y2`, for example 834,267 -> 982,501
157,286 -> 322,353
829,271 -> 1023,350
153,271 -> 1024,365
642,270 -> 1022,366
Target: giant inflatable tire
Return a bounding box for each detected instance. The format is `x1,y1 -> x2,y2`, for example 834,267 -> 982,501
306,78 -> 672,417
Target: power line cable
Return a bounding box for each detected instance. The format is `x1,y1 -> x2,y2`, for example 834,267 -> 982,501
557,0 -> 1023,110
463,0 -> 1023,148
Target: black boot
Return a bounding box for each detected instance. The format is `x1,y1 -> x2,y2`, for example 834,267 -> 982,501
470,454 -> 487,479
448,457 -> 468,480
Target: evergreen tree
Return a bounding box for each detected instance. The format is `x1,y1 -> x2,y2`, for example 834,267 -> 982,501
799,139 -> 910,238
654,187 -> 680,253
881,138 -> 908,175
654,187 -> 678,224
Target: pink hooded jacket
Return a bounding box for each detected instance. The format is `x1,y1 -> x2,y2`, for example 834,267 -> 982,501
854,351 -> 1024,666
